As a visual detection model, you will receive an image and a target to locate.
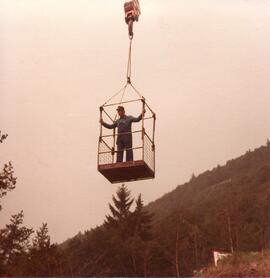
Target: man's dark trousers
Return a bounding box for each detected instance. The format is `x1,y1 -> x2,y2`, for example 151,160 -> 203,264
116,135 -> 133,162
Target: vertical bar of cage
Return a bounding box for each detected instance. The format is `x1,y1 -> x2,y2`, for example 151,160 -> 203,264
141,98 -> 146,161
98,107 -> 103,167
97,140 -> 100,167
152,113 -> 156,174
112,128 -> 116,163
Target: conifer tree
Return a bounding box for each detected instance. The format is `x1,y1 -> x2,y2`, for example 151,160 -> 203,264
0,211 -> 33,274
0,131 -> 16,211
105,184 -> 134,232
103,185 -> 135,275
27,223 -> 57,276
32,223 -> 50,250
129,194 -> 154,276
133,194 -> 153,241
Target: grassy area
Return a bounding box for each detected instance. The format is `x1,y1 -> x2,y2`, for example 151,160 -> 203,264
201,250 -> 270,277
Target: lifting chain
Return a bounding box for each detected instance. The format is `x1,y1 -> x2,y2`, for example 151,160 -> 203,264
126,35 -> 133,84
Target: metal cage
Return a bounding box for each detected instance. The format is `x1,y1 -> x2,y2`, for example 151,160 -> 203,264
97,85 -> 156,184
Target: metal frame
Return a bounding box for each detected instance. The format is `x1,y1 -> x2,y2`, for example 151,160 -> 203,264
98,95 -> 156,177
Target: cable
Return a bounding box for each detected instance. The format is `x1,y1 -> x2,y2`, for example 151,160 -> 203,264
126,37 -> 133,83
102,84 -> 127,107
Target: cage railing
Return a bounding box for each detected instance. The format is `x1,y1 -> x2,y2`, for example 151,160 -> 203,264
98,129 -> 155,169
98,93 -> 156,180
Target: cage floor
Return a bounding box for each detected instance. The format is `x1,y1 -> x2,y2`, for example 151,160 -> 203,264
98,160 -> 155,183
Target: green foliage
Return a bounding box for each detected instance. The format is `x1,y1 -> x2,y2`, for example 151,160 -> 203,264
132,194 -> 154,241
25,223 -> 61,276
105,184 -> 134,238
0,131 -> 16,210
203,250 -> 270,277
32,223 -> 50,250
101,185 -> 154,276
0,162 -> 17,210
53,144 -> 270,276
267,138 -> 270,148
55,185 -> 154,276
145,145 -> 270,275
1,144 -> 269,276
0,211 -> 34,275
0,131 -> 8,144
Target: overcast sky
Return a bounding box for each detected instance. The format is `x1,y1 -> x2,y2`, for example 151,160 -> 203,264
1,0 -> 270,243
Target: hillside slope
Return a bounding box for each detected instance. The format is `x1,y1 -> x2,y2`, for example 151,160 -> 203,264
147,143 -> 270,224
57,142 -> 270,276
202,251 -> 270,277
143,143 -> 270,274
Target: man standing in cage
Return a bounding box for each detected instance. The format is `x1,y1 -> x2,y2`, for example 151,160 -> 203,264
100,105 -> 145,162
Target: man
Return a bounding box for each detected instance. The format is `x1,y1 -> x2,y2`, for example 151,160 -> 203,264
100,106 -> 145,162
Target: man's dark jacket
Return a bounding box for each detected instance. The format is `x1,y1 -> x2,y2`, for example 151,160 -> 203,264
102,114 -> 142,144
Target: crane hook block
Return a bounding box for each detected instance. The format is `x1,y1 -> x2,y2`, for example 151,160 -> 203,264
124,0 -> 141,24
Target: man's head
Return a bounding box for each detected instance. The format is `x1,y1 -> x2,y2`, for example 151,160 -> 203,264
116,106 -> 125,117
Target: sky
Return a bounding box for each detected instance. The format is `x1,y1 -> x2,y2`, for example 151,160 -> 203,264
1,0 -> 270,243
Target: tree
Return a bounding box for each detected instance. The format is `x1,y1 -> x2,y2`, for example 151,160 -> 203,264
102,185 -> 135,275
105,184 -> 134,236
32,223 -> 50,250
0,131 -> 8,143
0,131 -> 16,210
190,173 -> 196,182
0,211 -> 33,275
133,194 -> 153,241
26,223 -> 59,276
102,185 -> 155,276
0,162 -> 17,211
129,194 -> 154,277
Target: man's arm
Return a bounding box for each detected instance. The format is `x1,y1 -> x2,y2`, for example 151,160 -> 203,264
131,114 -> 143,123
100,119 -> 117,129
131,109 -> 146,122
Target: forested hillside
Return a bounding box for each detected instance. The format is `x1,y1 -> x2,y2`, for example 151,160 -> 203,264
1,141 -> 270,276
144,142 -> 270,275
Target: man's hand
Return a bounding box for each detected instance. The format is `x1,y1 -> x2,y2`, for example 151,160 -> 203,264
99,118 -> 104,124
142,108 -> 146,116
